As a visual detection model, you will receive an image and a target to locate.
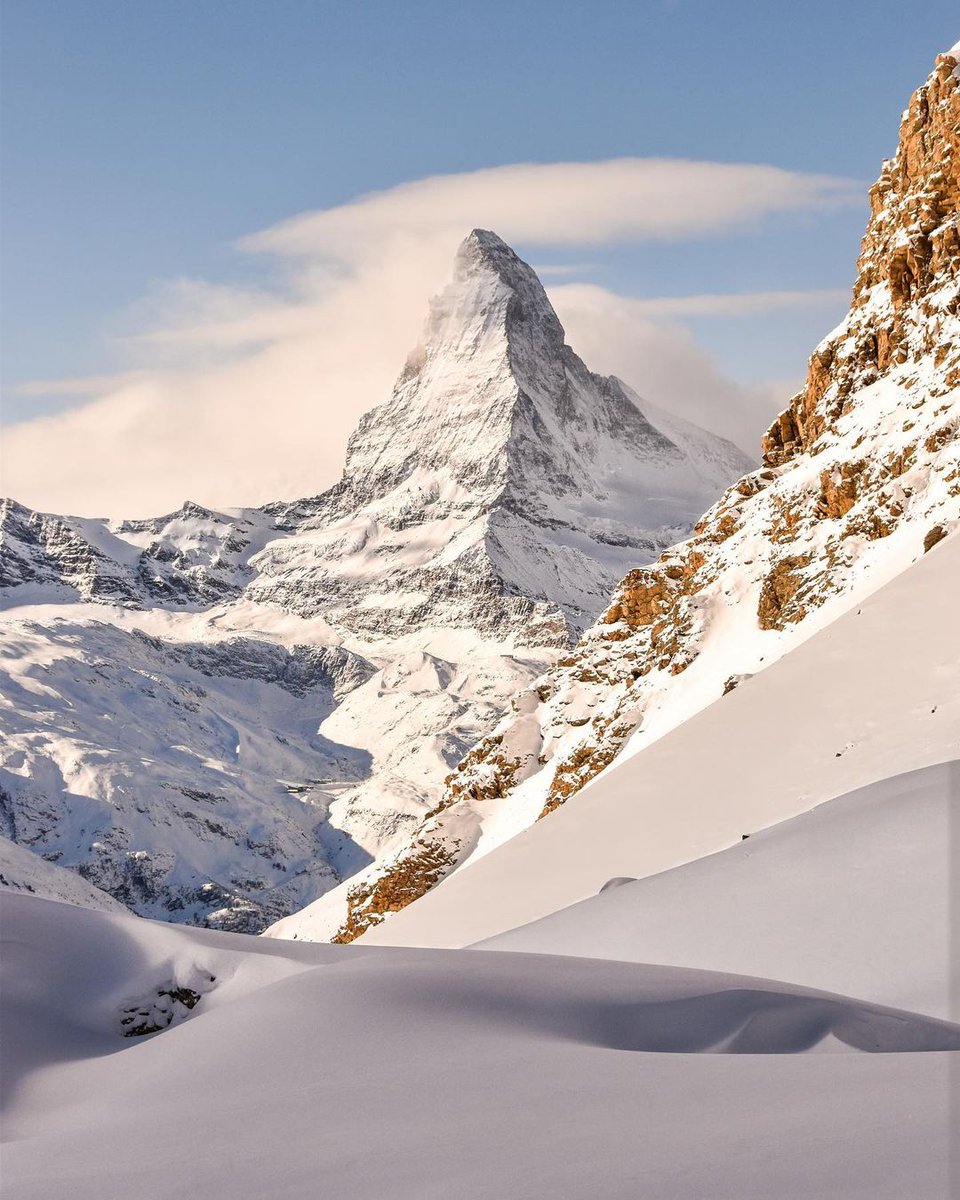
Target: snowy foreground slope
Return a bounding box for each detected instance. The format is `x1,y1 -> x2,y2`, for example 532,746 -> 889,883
7,540 -> 954,1199
0,234 -> 748,930
5,532 -> 958,1198
2,890 -> 959,1200
480,761 -> 960,1021
355,526 -> 960,951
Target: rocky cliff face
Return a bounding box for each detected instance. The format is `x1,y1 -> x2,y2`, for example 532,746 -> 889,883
0,233 -> 749,930
765,51 -> 960,467
280,48 -> 960,946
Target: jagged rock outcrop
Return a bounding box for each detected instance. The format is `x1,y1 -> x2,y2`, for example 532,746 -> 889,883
1,233 -> 750,929
280,48 -> 960,945
763,49 -> 960,465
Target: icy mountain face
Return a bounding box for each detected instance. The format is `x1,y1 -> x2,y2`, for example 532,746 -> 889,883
0,234 -> 750,930
290,50 -> 960,945
247,230 -> 752,643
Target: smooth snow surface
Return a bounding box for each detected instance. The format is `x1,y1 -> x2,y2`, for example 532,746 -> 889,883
3,892 -> 959,1200
480,761 -> 960,1020
363,530 -> 960,951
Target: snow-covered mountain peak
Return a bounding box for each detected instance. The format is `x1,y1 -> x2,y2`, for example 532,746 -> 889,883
335,227 -> 589,507
249,230 -> 752,639
445,227 -> 566,352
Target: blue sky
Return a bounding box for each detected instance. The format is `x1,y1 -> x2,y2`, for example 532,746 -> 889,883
2,0 -> 957,513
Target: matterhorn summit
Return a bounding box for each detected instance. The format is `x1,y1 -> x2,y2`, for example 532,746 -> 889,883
249,229 -> 752,642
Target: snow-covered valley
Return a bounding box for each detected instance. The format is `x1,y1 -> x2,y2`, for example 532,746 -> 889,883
3,883 -> 959,1200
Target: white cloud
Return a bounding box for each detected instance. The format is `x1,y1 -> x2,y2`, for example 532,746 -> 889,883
10,371 -> 150,399
241,158 -> 859,259
602,287 -> 850,318
549,285 -> 803,453
1,158 -> 855,518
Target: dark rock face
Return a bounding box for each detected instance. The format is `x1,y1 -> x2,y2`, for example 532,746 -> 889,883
119,976 -> 213,1036
0,497 -> 270,609
0,499 -> 142,602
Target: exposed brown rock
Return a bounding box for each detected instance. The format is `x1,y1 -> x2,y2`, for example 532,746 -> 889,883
603,568 -> 678,629
818,462 -> 866,519
924,420 -> 959,454
764,51 -> 960,469
757,555 -> 812,631
538,719 -> 636,818
924,524 -> 947,552
332,837 -> 460,943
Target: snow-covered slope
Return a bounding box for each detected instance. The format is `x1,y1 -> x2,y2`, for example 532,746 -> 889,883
0,234 -> 748,929
279,48 -> 960,944
0,497 -> 274,608
4,891 -> 959,1200
343,523 -> 960,949
0,834 -> 126,913
479,761 -> 960,1020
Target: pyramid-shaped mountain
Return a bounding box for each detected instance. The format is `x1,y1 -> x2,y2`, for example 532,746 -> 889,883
250,230 -> 753,643
276,49 -> 960,945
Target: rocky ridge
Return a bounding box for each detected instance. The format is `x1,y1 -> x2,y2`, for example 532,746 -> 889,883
276,48 -> 960,945
0,497 -> 271,608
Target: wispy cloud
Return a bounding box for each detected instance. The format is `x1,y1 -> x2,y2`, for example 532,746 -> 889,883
10,370 -> 150,398
596,287 -> 850,318
530,263 -> 597,279
242,158 -> 860,259
548,285 -> 805,453
2,158 -> 859,517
